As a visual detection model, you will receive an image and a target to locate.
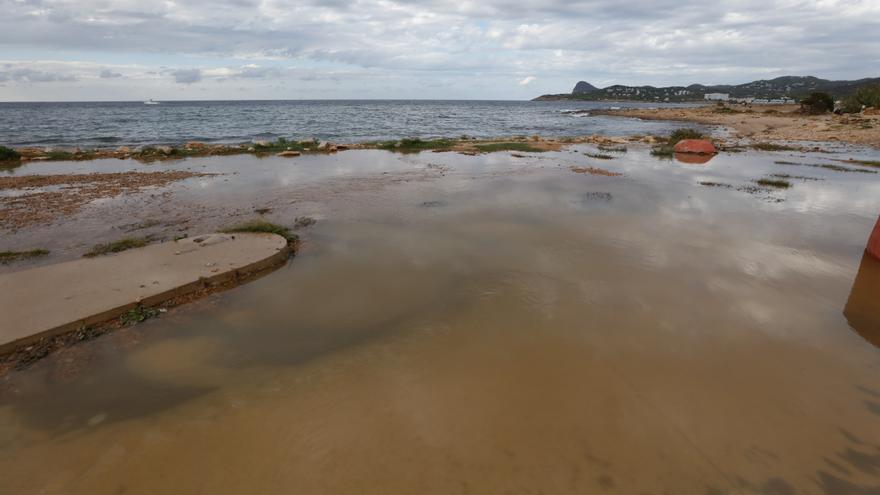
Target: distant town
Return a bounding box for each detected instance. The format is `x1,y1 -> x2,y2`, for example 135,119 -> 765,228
532,75 -> 880,103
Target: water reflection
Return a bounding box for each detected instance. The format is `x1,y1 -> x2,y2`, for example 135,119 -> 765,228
844,252 -> 880,347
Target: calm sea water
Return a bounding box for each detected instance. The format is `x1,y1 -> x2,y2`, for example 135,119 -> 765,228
0,100 -> 699,148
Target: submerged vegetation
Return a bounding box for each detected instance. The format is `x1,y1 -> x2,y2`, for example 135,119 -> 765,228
0,249 -> 49,264
752,143 -> 798,151
755,178 -> 792,189
472,142 -> 544,153
222,220 -> 298,243
584,152 -> 615,160
83,237 -> 150,258
774,160 -> 878,174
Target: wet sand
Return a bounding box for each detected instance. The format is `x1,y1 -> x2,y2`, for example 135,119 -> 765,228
1,144 -> 880,494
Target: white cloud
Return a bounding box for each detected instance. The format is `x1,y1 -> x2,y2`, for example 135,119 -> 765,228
0,0 -> 877,99
519,76 -> 536,86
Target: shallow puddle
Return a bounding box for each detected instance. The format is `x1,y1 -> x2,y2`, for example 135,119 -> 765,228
2,147 -> 880,494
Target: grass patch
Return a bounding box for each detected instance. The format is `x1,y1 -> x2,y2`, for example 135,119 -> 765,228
699,181 -> 732,188
584,152 -> 615,160
83,237 -> 149,258
472,142 -> 544,153
0,249 -> 49,264
251,138 -> 316,154
374,138 -> 456,153
121,305 -> 159,326
755,178 -> 792,189
650,145 -> 674,157
0,145 -> 21,162
222,220 -> 298,243
752,143 -> 797,151
769,173 -> 823,181
597,145 -> 627,153
668,128 -> 704,146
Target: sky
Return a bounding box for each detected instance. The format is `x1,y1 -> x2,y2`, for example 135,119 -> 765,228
0,0 -> 878,101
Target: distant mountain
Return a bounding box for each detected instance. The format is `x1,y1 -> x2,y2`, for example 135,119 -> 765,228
572,81 -> 599,94
533,76 -> 880,102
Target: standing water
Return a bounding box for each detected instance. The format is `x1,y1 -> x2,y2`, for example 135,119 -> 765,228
1,146 -> 879,494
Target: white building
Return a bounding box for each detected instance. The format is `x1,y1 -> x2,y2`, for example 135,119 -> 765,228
704,93 -> 730,101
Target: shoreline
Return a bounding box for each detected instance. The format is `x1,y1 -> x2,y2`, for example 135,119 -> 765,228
591,104 -> 880,148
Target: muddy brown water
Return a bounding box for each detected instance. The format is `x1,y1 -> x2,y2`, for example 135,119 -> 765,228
2,146 -> 880,494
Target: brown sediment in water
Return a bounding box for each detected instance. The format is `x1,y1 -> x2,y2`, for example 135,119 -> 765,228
0,171 -> 214,229
0,148 -> 879,494
592,104 -> 880,148
569,165 -> 623,176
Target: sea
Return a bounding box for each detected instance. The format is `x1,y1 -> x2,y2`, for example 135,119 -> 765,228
0,100 -> 700,148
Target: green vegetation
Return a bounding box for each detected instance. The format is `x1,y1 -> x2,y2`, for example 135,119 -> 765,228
0,145 -> 21,162
121,305 -> 160,326
473,142 -> 544,153
584,152 -> 615,160
222,220 -> 298,243
373,138 -> 456,153
650,146 -> 674,158
251,138 -> 318,153
839,158 -> 880,168
667,128 -> 705,146
841,84 -> 880,113
752,143 -> 798,151
775,160 -> 877,174
800,92 -> 834,114
83,237 -> 149,258
597,145 -> 627,153
755,178 -> 792,189
0,249 -> 49,264
699,182 -> 732,188
650,128 -> 706,157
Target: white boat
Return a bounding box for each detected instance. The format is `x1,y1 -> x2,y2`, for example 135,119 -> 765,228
144,99 -> 160,105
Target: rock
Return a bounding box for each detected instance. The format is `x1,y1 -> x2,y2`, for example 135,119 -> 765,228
117,146 -> 131,154
673,139 -> 717,155
185,141 -> 207,150
247,147 -> 255,152
157,145 -> 173,155
254,140 -> 270,147
317,141 -> 329,150
868,216 -> 880,261
335,144 -> 350,151
277,151 -> 301,157
864,107 -> 880,116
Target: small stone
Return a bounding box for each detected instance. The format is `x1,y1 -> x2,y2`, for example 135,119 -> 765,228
277,151 -> 301,157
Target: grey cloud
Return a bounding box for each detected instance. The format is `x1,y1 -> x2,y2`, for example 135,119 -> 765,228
171,68 -> 202,84
0,68 -> 77,83
100,69 -> 123,78
0,0 -> 878,97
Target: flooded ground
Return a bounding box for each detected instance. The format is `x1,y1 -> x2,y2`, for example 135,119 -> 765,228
1,145 -> 880,494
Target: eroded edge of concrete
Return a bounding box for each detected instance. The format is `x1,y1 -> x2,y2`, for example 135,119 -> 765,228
0,235 -> 291,356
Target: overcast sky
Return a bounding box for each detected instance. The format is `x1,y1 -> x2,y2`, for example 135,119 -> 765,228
1,0 -> 878,101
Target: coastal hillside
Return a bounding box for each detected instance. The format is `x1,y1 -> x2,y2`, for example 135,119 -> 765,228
533,76 -> 880,102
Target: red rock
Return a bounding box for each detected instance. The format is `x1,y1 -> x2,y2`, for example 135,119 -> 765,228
673,139 -> 717,155
674,152 -> 714,165
868,215 -> 880,261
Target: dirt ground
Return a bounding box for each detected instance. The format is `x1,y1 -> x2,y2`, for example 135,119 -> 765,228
593,104 -> 880,147
0,171 -> 213,230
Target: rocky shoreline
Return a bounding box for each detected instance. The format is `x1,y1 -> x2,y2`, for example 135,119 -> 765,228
591,104 -> 880,149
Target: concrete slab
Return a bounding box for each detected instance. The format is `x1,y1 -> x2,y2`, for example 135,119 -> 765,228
0,233 -> 289,352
